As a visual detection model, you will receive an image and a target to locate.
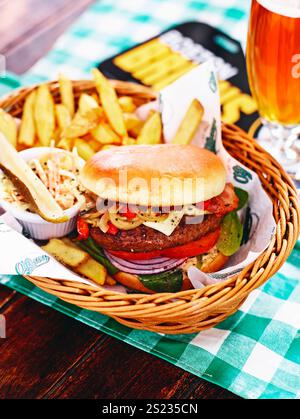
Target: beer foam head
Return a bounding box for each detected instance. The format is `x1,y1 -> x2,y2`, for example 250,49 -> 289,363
258,0 -> 300,18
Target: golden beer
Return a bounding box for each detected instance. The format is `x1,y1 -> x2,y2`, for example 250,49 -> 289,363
247,0 -> 300,125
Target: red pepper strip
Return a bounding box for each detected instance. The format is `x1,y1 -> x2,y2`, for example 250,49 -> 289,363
123,207 -> 137,220
76,217 -> 89,240
107,222 -> 119,235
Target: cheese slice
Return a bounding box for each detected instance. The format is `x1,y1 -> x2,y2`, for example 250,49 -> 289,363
143,210 -> 184,236
143,205 -> 210,236
183,204 -> 210,217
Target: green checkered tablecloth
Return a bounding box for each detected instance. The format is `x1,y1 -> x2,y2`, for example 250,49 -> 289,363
1,0 -> 300,399
20,0 -> 251,85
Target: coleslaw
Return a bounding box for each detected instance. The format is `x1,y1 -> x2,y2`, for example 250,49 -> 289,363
0,147 -> 87,212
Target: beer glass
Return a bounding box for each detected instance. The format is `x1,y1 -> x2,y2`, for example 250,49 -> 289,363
246,0 -> 300,174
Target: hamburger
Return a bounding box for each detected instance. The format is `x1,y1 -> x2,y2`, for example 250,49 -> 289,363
78,144 -> 243,293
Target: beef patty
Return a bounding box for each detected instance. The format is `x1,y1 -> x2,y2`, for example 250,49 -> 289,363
90,214 -> 221,253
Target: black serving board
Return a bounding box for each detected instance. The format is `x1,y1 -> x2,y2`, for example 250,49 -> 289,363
97,21 -> 258,132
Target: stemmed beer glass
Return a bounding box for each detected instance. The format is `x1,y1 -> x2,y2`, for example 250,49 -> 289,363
246,0 -> 300,177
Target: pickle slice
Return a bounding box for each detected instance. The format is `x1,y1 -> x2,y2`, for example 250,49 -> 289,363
217,211 -> 243,256
234,187 -> 249,211
0,133 -> 68,223
139,269 -> 183,293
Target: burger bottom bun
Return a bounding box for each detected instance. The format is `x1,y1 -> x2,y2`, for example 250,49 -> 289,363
114,272 -> 152,293
114,271 -> 192,294
200,251 -> 229,273
113,250 -> 228,293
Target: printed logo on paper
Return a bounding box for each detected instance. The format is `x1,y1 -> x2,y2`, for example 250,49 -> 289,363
242,209 -> 260,245
15,255 -> 50,275
0,221 -> 11,233
210,268 -> 243,280
209,71 -> 217,93
204,118 -> 217,153
233,165 -> 253,184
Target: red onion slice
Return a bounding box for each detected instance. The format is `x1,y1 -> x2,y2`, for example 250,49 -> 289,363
105,251 -> 186,275
126,257 -> 173,266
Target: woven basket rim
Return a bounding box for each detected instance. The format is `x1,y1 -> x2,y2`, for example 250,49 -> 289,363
1,78 -> 299,333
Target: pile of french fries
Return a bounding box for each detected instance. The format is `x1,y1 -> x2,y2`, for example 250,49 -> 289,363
0,68 -> 204,160
0,69 -> 205,287
42,238 -> 115,286
0,69 -> 170,160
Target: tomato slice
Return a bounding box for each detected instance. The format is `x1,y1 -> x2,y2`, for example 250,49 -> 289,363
162,228 -> 220,259
110,248 -> 162,260
109,228 -> 220,260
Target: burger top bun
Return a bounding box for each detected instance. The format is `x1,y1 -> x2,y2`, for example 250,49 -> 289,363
80,144 -> 227,207
200,251 -> 229,273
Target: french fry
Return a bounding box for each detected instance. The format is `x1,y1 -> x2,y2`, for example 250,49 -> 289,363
91,122 -> 121,144
58,73 -> 75,117
106,276 -> 116,286
92,68 -> 127,137
61,237 -> 79,248
78,93 -> 99,114
18,91 -> 36,146
90,140 -> 103,152
86,137 -> 103,152
42,238 -> 89,267
136,111 -> 162,145
172,99 -> 204,145
61,238 -> 108,285
101,144 -> 117,150
91,93 -> 100,104
57,137 -> 73,151
118,96 -> 136,113
53,127 -> 62,144
123,113 -> 144,137
122,136 -> 137,145
34,84 -> 55,146
55,104 -> 71,132
74,138 -> 95,160
76,257 -> 106,285
64,108 -> 102,138
0,108 -> 17,147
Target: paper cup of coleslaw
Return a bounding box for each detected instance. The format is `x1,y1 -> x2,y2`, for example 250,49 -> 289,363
0,147 -> 85,240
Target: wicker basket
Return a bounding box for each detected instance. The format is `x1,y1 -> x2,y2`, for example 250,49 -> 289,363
1,80 -> 299,334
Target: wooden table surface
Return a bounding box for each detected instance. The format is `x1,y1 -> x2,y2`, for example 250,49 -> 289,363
0,0 -> 238,399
